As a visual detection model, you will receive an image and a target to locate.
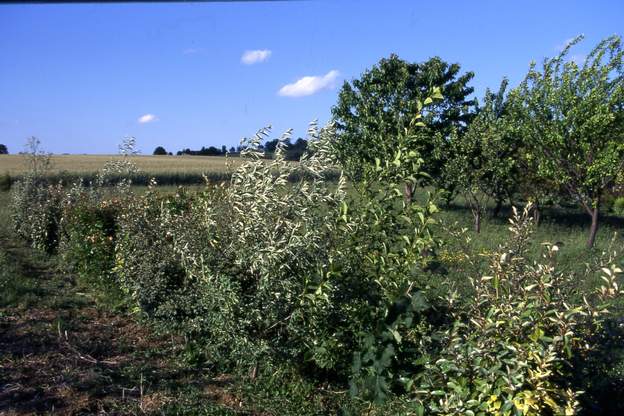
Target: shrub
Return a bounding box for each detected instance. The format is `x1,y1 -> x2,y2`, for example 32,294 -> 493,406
56,139 -> 142,290
613,197 -> 624,216
115,126 -> 349,368
115,185 -> 210,325
113,122 -> 441,385
402,205 -> 623,415
59,187 -> 122,285
11,176 -> 64,253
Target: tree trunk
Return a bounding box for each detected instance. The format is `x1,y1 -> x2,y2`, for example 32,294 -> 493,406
587,201 -> 600,248
444,187 -> 455,207
533,200 -> 541,226
493,198 -> 503,218
507,191 -> 515,213
404,182 -> 414,205
474,210 -> 481,233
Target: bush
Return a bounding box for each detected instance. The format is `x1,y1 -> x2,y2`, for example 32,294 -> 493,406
115,127 -> 348,368
114,124 -> 440,384
613,197 -> 624,216
401,205 -> 623,415
115,186 -> 212,326
11,176 -> 64,253
59,189 -> 122,285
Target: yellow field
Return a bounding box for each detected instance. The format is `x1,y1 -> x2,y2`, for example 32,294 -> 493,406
0,154 -> 244,175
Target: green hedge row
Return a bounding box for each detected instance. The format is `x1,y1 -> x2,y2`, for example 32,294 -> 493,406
9,143 -> 624,414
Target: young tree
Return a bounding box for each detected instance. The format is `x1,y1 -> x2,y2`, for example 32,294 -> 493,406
23,137 -> 52,177
449,79 -> 521,232
153,146 -> 167,155
331,54 -> 476,186
514,35 -> 624,247
0,144 -> 7,154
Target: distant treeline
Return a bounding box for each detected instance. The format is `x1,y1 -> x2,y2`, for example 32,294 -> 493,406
171,137 -> 309,161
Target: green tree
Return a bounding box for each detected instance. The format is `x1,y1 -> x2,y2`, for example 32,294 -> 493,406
448,79 -> 521,232
153,146 -> 167,155
514,35 -> 624,247
331,54 -> 476,188
0,144 -> 7,154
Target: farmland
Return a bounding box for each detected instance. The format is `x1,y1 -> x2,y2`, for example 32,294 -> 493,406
0,154 -> 240,175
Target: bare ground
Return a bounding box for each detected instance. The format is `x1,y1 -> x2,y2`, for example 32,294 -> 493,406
0,233 -> 244,415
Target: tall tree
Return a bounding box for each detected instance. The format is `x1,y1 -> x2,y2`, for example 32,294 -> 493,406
153,146 -> 167,155
331,54 -> 476,185
514,35 -> 624,247
0,144 -> 7,154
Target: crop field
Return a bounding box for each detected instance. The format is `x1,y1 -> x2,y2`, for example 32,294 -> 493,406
0,154 -> 241,175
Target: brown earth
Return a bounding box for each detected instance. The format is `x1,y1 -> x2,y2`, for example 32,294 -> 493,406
0,232 -> 244,415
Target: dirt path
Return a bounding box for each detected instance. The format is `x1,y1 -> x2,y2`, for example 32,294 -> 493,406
0,230 -> 241,415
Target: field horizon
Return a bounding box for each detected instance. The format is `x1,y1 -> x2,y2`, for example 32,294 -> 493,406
0,154 -> 241,175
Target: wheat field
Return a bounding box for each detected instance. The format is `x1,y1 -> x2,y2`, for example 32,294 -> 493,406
0,154 -> 243,175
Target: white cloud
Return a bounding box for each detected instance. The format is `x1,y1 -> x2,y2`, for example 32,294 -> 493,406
278,70 -> 340,97
138,114 -> 158,124
241,49 -> 272,65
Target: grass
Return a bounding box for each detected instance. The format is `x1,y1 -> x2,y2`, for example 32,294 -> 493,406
426,192 -> 624,304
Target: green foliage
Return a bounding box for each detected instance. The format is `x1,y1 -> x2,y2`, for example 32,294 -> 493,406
59,188 -> 121,285
114,124 -> 351,370
9,137 -> 63,253
337,176 -> 439,400
11,177 -> 64,253
513,35 -> 624,246
331,54 -> 476,183
613,196 -> 624,216
0,173 -> 11,191
448,78 -> 522,230
406,205 -> 623,415
7,113 -> 624,414
113,120 -> 441,397
115,183 -> 233,347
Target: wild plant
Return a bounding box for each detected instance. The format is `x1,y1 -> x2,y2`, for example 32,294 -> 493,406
57,137 -> 140,281
406,204 -> 622,415
10,137 -> 62,252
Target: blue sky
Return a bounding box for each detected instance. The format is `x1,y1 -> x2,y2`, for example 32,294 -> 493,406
0,0 -> 622,155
